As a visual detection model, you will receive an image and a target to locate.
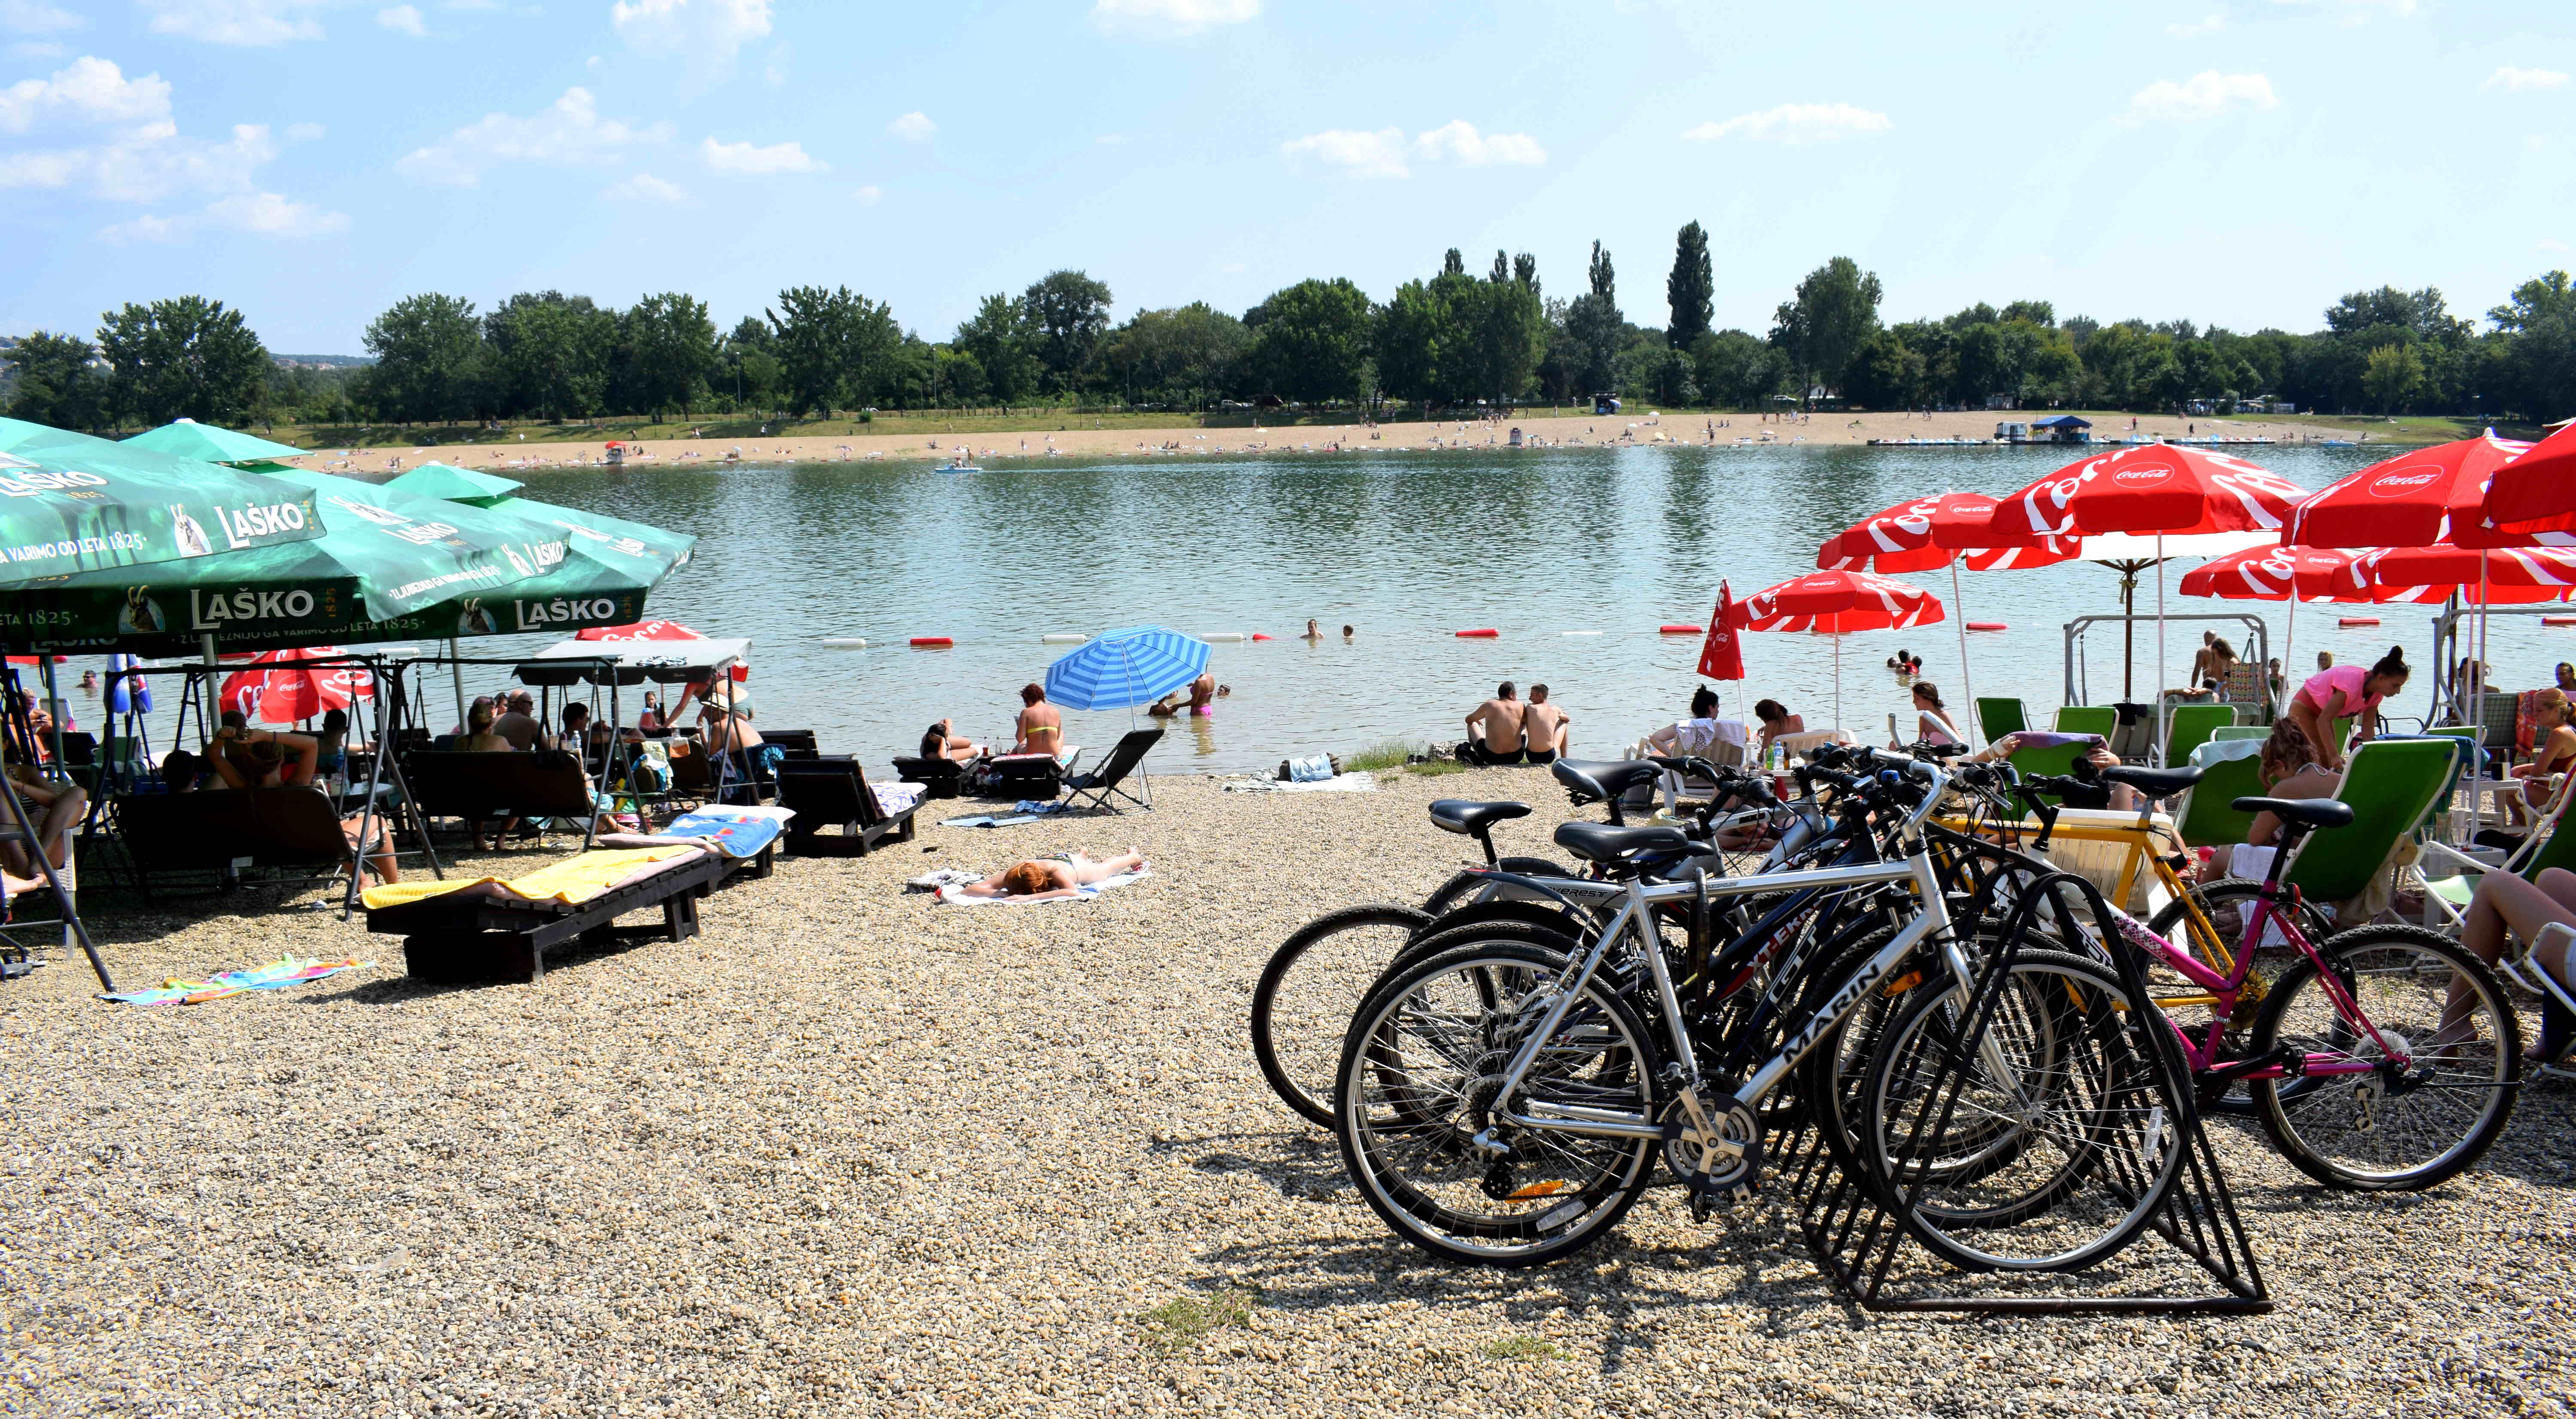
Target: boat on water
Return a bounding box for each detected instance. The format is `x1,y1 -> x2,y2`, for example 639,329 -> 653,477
938,459 -> 983,472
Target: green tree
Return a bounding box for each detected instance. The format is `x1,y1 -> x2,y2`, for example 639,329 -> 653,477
2361,343 -> 2425,413
720,316 -> 781,413
1242,278 -> 1374,405
1562,240 -> 1624,396
1689,329 -> 1781,409
1613,336 -> 1695,406
1768,256 -> 1883,403
3,331 -> 108,429
1667,221 -> 1713,347
1103,302 -> 1249,409
766,285 -> 897,415
954,294 -> 1042,405
1453,264 -> 1546,405
485,292 -> 614,420
622,292 -> 720,420
1840,328 -> 1921,410
361,293 -> 483,423
1021,270 -> 1114,396
95,296 -> 272,427
1374,278 -> 1447,407
2491,270 -> 2576,420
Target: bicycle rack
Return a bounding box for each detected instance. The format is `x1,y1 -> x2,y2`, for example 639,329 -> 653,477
1775,836 -> 2271,1315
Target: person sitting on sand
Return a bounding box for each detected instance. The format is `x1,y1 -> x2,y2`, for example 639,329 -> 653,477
1461,682 -> 1526,766
1521,683 -> 1570,764
921,718 -> 985,762
1014,683 -> 1063,757
951,849 -> 1147,901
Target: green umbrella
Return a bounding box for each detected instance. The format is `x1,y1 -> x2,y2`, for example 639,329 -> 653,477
122,417 -> 310,469
0,417 -> 326,582
385,462 -> 524,505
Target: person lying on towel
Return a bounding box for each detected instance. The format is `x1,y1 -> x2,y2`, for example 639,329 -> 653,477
949,849 -> 1145,902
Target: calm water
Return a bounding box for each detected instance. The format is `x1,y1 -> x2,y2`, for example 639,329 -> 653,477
115,444 -> 2565,774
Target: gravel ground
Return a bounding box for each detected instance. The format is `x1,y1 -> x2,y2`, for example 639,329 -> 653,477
4,766 -> 2571,1418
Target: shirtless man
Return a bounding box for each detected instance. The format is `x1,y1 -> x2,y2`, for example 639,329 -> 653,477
1521,683 -> 1570,764
1463,682 -> 1526,766
1014,683 -> 1064,757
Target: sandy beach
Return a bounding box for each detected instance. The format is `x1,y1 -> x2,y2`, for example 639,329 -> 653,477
284,410 -> 2391,476
7,769 -> 2570,1416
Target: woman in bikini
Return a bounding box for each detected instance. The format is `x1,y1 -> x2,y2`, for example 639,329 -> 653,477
1014,683 -> 1063,757
951,849 -> 1146,901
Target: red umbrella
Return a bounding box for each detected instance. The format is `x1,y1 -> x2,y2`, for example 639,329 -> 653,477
575,620 -> 702,642
2479,422 -> 2576,536
2336,546 -> 2576,601
1698,581 -> 1745,682
2179,547 -> 2375,603
2281,432 -> 2561,550
219,647 -> 374,726
1729,570 -> 1945,730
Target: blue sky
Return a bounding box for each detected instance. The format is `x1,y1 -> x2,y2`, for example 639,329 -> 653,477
2,0 -> 2569,353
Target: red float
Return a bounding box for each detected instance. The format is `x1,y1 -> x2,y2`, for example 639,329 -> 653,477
1659,624 -> 1704,635
1455,628 -> 1499,638
910,636 -> 954,647
1966,621 -> 2008,631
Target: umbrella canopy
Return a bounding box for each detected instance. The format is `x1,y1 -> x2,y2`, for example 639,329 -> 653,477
0,417 -> 327,581
2179,547 -> 2377,603
576,619 -> 702,642
1728,569 -> 1946,633
1820,492 -> 2079,572
2479,422 -> 2576,536
219,646 -> 374,725
1044,626 -> 1210,710
122,418 -> 308,469
2336,546 -> 2576,602
1698,582 -> 1745,681
2283,432 -> 2561,550
1989,443 -> 2310,541
385,462 -> 525,505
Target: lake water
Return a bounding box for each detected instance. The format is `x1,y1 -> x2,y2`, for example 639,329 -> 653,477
395,441 -> 2557,775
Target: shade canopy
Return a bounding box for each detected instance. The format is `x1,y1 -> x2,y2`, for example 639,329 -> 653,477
517,636 -> 749,687
1044,626 -> 1210,710
0,416 -> 327,581
123,418 -> 309,469
385,462 -> 524,505
2284,432 -> 2555,551
2179,547 -> 2376,603
2479,422 -> 2576,536
576,619 -> 702,642
2337,546 -> 2576,602
1821,491 -> 2081,572
1728,569 -> 1946,633
1989,444 -> 2310,540
2031,415 -> 2092,429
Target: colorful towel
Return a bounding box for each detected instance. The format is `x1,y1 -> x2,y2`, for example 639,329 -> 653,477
663,808 -> 787,858
1224,772 -> 1378,794
104,956 -> 371,1006
360,845 -> 703,910
935,867 -> 1151,905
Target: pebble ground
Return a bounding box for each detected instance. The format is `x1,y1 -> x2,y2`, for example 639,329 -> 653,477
4,767 -> 2569,1417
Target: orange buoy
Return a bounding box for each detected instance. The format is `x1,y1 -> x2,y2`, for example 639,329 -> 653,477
1659,624 -> 1704,635
910,636 -> 954,647
2338,617 -> 2380,628
2546,615 -> 2576,627
1250,633 -> 1273,641
1456,628 -> 1499,638
1966,621 -> 2008,631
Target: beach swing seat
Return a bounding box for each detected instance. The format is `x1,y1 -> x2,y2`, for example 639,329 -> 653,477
109,787 -> 357,898
363,843 -> 761,984
401,749 -> 603,851
778,758 -> 921,857
1060,728 -> 1164,813
1974,697 -> 2028,748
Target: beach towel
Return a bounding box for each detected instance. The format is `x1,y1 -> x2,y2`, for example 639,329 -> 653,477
1224,772 -> 1377,794
104,956 -> 371,1006
938,812 -> 1045,828
935,867 -> 1151,905
661,807 -> 790,857
360,845 -> 704,911
905,866 -> 983,892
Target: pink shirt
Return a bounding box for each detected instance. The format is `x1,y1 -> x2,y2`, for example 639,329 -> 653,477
2296,664 -> 2379,716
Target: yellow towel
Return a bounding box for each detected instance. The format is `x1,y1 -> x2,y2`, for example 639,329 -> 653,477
361,846 -> 702,911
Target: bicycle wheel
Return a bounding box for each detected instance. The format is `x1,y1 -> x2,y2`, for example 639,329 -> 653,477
2148,880 -> 2336,1115
1860,949 -> 2185,1272
1250,904 -> 1431,1127
1422,857 -> 1577,917
2249,925 -> 2521,1191
1337,940 -> 1662,1267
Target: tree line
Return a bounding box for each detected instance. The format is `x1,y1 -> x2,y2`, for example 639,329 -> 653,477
7,234 -> 2573,430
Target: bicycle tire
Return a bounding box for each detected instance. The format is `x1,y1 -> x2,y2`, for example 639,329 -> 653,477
2146,879 -> 2337,1115
1250,904 -> 1432,1127
2248,924 -> 2522,1191
1337,939 -> 1662,1267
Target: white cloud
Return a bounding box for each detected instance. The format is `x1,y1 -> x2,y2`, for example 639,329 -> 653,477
2166,14 -> 2223,36
851,183 -> 879,204
2485,66 -> 2569,92
1683,102 -> 1891,144
700,134 -> 823,174
609,0 -> 771,57
2540,238 -> 2572,254
103,189 -> 347,241
2269,0 -> 2415,21
0,55 -> 172,131
2121,70 -> 2278,123
887,110 -> 934,141
1410,119 -> 1545,167
394,86 -> 670,185
1282,121 -> 1546,178
377,5 -> 425,35
605,171 -> 686,201
1089,0 -> 1258,39
135,1 -> 332,45
0,0 -> 82,35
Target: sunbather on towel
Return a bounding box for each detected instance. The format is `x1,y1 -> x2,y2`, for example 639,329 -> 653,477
950,849 -> 1146,902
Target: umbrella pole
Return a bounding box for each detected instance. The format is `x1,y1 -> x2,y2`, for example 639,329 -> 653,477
1948,561 -> 1978,746
1832,634 -> 1843,734
2280,593 -> 2298,724
450,639 -> 466,732
2154,538 -> 2167,764
2121,571 -> 2136,701
38,656 -> 64,771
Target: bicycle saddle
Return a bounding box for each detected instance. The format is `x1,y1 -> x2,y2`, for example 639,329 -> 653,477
2231,796 -> 2354,829
1552,758 -> 1663,800
1553,820 -> 1691,863
2099,764 -> 2203,798
1428,799 -> 1532,836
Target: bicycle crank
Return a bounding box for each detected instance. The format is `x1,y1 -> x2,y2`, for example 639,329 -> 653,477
1662,1082 -> 1762,1220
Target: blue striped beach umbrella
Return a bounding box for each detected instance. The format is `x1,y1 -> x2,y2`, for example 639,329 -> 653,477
1044,625 -> 1209,711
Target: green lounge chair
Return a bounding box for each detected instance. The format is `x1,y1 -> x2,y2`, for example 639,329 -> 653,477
2055,706 -> 2117,739
2278,738 -> 2463,912
2163,703 -> 2236,769
1975,697 -> 2029,747
2176,737 -> 2268,850
2210,725 -> 2268,742
2003,736 -> 2104,807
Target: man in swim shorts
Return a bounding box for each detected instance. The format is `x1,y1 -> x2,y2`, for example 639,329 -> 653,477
1461,682 -> 1526,766
1521,683 -> 1570,764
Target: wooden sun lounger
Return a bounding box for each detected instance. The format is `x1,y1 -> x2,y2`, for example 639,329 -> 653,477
365,842 -> 774,984
778,758 -> 920,857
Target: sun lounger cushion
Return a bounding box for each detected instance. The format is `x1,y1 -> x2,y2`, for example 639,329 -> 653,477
361,845 -> 704,911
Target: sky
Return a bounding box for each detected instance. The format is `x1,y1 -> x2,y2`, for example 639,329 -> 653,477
1,0 -> 2570,354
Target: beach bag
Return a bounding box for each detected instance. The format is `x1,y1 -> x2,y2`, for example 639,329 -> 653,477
1279,754 -> 1342,783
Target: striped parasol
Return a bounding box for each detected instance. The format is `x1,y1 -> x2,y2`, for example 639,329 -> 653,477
1044,626 -> 1211,711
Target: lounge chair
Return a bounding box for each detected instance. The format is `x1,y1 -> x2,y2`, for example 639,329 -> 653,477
892,755 -> 966,799
2271,737 -> 2463,920
2054,706 -> 2117,739
2163,703 -> 2236,769
2174,737 -> 2269,850
363,841 -> 770,984
2213,663 -> 2271,720
2003,736 -> 2100,807
1975,697 -> 2029,748
401,749 -> 603,851
762,729 -> 820,761
1059,728 -> 1164,813
110,787 -> 358,897
777,758 -> 922,856
980,753 -> 1063,800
